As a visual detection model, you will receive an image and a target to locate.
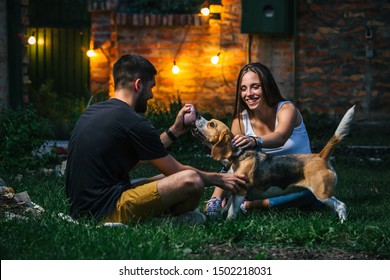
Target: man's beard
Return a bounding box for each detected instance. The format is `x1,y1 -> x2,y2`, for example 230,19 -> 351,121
134,87 -> 149,113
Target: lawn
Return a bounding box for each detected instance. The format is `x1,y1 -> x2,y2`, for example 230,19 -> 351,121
1,145 -> 389,260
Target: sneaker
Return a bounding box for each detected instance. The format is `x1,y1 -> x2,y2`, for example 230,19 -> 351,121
205,197 -> 222,218
240,199 -> 248,214
175,209 -> 206,226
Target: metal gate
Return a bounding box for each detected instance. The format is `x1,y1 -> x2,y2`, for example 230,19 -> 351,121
27,27 -> 90,99
27,0 -> 90,99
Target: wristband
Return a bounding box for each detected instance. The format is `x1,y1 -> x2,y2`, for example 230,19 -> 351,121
249,135 -> 263,149
256,136 -> 263,148
249,136 -> 258,147
165,129 -> 177,142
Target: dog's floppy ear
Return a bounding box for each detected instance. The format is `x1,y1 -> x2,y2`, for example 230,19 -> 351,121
211,129 -> 233,161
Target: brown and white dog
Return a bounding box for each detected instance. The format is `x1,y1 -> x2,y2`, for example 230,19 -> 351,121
192,106 -> 355,222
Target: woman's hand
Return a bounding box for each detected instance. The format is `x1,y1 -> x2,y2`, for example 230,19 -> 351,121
232,134 -> 257,149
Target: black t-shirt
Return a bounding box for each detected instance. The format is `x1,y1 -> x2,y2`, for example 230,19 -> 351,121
65,98 -> 168,220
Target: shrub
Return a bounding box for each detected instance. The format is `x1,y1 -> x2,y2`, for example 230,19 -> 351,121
146,94 -> 234,154
301,109 -> 338,149
0,106 -> 53,172
29,80 -> 89,139
146,95 -> 195,153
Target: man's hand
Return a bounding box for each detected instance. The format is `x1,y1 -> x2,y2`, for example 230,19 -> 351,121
216,173 -> 249,194
169,104 -> 194,137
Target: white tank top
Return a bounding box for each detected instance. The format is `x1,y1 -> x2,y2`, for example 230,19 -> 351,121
241,101 -> 311,155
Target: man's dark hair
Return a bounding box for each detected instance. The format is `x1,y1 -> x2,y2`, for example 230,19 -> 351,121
113,54 -> 157,90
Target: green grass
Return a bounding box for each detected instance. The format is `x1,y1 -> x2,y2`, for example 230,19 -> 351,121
1,149 -> 389,260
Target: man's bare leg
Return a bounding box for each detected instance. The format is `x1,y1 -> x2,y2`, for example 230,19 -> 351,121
157,170 -> 204,215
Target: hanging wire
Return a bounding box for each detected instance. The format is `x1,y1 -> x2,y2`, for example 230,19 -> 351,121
173,24 -> 191,63
219,17 -> 234,90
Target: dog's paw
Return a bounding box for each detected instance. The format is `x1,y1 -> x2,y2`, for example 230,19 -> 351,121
336,202 -> 347,223
321,196 -> 347,223
226,213 -> 238,220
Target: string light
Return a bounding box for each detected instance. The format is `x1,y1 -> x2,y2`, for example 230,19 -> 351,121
211,52 -> 220,64
28,33 -> 36,45
172,61 -> 180,74
200,6 -> 210,16
86,49 -> 97,57
200,0 -> 211,16
171,24 -> 190,76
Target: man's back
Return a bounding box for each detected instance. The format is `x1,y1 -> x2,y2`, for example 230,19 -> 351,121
65,98 -> 167,220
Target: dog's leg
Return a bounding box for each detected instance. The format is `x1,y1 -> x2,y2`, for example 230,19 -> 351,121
321,196 -> 347,223
221,195 -> 232,216
227,195 -> 246,220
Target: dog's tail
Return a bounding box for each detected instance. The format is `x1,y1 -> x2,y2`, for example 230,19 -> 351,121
319,105 -> 355,160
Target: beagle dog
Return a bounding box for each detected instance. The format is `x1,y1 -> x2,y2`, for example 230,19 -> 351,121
192,106 -> 355,222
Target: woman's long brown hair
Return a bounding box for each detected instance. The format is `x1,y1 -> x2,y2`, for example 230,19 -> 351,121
232,63 -> 286,134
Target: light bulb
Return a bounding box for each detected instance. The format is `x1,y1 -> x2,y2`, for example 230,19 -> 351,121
211,54 -> 220,64
86,49 -> 97,57
28,35 -> 36,45
172,63 -> 180,74
201,7 -> 210,16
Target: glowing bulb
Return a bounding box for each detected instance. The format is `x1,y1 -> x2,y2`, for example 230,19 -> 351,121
28,35 -> 36,45
201,7 -> 210,16
211,53 -> 220,64
86,49 -> 97,57
172,63 -> 180,74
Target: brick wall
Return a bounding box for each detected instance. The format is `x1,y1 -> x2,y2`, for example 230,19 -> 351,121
0,0 -> 9,108
88,0 -> 390,119
89,0 -> 248,116
295,0 -> 390,119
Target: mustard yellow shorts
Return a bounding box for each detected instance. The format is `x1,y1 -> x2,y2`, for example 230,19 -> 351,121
102,180 -> 168,224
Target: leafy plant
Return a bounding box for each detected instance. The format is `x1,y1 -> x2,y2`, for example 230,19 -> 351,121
301,109 -> 339,149
146,94 -> 232,155
0,106 -> 53,172
146,94 -> 198,153
29,80 -> 89,139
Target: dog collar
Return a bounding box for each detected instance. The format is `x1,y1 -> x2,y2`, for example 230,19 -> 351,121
221,148 -> 245,172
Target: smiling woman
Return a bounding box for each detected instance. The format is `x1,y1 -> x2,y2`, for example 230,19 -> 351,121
205,62 -> 320,217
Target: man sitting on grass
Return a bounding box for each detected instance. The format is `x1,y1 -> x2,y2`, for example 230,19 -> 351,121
65,53 -> 247,225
